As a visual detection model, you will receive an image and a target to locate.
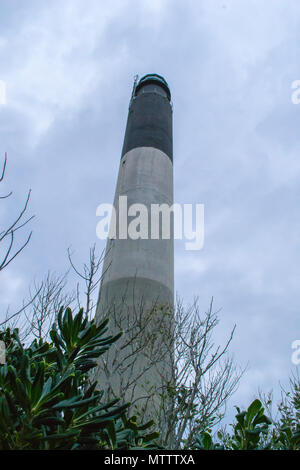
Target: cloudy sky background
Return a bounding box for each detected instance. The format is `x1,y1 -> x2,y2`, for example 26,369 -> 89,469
1,0 -> 300,422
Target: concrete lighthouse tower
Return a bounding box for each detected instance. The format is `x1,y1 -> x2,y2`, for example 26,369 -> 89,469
95,74 -> 174,425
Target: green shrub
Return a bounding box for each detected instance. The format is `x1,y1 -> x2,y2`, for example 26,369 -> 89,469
0,307 -> 159,450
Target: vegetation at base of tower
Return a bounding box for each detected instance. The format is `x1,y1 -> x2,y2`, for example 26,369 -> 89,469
1,309 -> 299,451
0,307 -> 160,450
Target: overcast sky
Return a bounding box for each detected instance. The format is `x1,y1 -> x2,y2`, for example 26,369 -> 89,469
0,0 -> 300,422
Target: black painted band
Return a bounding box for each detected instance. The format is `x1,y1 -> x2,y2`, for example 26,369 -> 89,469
121,90 -> 173,162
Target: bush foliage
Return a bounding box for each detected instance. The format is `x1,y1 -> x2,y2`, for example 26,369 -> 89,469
0,307 -> 159,450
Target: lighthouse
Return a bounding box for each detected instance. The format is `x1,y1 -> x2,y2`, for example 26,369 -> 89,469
95,74 -> 174,425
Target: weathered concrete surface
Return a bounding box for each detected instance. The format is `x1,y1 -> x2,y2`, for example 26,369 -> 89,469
95,146 -> 174,423
98,146 -> 174,300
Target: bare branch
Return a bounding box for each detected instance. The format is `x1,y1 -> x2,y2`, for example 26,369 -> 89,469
0,285 -> 43,328
0,153 -> 34,274
0,152 -> 7,182
95,293 -> 243,449
68,244 -> 106,318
